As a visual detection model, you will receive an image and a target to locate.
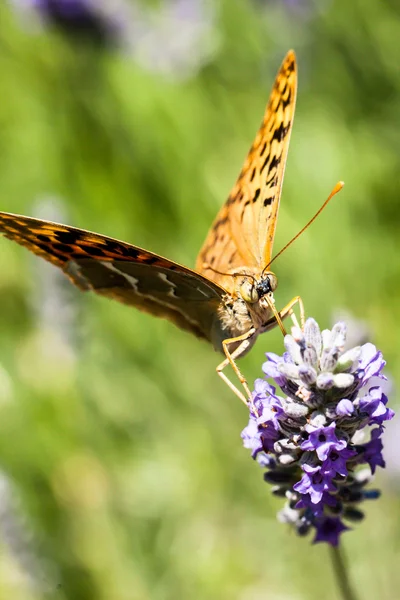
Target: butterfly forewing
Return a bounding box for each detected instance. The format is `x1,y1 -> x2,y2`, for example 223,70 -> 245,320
196,50 -> 297,283
0,212 -> 226,342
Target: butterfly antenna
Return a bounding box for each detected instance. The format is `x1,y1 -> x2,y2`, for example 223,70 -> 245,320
265,181 -> 344,271
202,263 -> 256,284
202,263 -> 233,278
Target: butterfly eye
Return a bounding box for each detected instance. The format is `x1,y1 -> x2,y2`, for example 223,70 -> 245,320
255,272 -> 278,298
239,280 -> 259,304
268,272 -> 278,292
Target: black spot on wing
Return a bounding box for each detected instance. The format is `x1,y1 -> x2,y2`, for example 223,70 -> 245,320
266,172 -> 277,187
213,216 -> 229,227
260,153 -> 281,175
269,155 -> 281,171
241,200 -> 251,222
52,243 -> 75,254
272,122 -> 290,142
54,231 -> 80,244
79,245 -> 107,257
34,241 -> 61,256
286,57 -> 296,72
142,256 -> 158,265
103,240 -> 135,257
281,90 -> 292,110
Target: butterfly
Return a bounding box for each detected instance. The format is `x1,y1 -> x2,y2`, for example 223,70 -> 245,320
0,50 -> 303,404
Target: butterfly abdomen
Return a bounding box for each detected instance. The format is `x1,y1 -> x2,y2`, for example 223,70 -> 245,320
217,295 -> 253,335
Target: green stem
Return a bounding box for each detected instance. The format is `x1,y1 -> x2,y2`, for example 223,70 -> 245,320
329,546 -> 359,600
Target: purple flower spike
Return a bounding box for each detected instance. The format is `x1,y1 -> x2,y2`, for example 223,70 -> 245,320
359,428 -> 386,474
241,419 -> 263,458
301,423 -> 347,461
242,318 -> 394,546
359,387 -> 394,425
336,399 -> 354,417
294,471 -> 336,504
358,343 -> 386,388
262,353 -> 288,387
313,517 -> 350,546
323,447 -> 356,477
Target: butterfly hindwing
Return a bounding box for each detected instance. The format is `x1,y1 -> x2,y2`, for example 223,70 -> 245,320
196,50 -> 297,284
0,212 -> 226,342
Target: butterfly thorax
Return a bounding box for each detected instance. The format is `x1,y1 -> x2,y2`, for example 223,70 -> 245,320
215,269 -> 278,351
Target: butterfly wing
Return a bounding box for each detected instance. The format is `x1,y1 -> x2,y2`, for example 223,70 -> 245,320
0,212 -> 228,343
196,50 -> 297,284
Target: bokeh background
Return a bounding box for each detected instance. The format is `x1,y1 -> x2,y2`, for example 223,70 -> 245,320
0,1 -> 399,599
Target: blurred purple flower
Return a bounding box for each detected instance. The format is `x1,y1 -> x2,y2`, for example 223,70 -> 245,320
125,0 -> 217,80
242,318 -> 394,546
0,473 -> 53,590
11,0 -> 218,79
331,309 -> 371,349
32,198 -> 78,351
10,0 -> 126,46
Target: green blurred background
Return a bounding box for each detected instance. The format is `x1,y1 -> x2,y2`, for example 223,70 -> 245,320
0,0 -> 399,598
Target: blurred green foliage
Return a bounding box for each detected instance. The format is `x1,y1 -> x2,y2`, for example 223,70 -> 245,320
0,1 -> 399,599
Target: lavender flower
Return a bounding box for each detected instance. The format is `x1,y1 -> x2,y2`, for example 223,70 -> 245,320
12,0 -> 217,80
11,0 -> 125,46
126,0 -> 217,81
241,318 -> 394,546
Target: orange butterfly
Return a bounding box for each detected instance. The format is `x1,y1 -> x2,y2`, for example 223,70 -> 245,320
0,51 -> 304,404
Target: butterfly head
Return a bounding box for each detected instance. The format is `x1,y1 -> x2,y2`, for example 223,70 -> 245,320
238,271 -> 278,304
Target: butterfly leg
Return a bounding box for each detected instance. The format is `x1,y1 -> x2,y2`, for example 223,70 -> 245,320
285,295 -> 305,330
216,328 -> 257,406
217,297 -> 305,405
283,295 -> 305,331
264,295 -> 305,334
